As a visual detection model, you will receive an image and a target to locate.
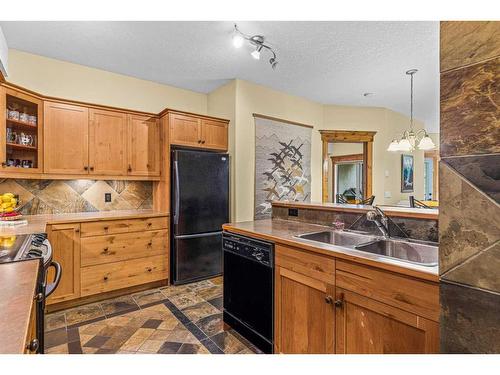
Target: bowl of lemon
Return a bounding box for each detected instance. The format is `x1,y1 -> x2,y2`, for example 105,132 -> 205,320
0,193 -> 22,221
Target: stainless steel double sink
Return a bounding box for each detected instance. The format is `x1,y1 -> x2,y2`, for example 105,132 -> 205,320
295,230 -> 438,267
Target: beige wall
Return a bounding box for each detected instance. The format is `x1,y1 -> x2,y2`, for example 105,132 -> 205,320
230,80 -> 324,222
323,105 -> 425,206
207,80 -> 237,219
7,49 -> 207,114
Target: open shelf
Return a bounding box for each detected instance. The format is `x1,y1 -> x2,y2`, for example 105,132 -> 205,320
6,142 -> 38,151
6,118 -> 38,130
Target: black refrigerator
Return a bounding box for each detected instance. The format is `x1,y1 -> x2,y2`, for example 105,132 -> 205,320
171,148 -> 229,284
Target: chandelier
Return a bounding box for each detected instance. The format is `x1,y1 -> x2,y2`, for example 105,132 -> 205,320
387,69 -> 435,152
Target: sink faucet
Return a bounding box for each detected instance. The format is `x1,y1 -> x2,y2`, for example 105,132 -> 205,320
366,206 -> 390,238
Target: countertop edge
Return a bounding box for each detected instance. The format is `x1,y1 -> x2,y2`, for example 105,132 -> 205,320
222,222 -> 439,283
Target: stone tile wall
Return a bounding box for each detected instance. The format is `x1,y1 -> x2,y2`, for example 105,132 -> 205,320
0,179 -> 153,215
439,21 -> 500,353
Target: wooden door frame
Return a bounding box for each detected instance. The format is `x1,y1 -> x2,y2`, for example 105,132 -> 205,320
320,130 -> 376,203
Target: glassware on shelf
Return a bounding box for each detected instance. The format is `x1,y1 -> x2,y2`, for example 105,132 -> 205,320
19,107 -> 29,123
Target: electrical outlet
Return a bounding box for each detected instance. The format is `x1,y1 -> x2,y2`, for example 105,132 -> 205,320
105,193 -> 112,202
288,208 -> 299,217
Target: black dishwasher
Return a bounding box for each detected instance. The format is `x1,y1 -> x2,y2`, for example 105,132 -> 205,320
222,232 -> 274,354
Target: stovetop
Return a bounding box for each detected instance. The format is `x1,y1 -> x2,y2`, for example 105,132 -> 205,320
0,233 -> 51,267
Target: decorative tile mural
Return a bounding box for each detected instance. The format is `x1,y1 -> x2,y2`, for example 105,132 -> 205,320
254,116 -> 312,219
439,21 -> 500,353
0,179 -> 153,215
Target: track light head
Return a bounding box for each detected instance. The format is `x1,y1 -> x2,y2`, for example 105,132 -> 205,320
251,45 -> 262,60
269,57 -> 278,69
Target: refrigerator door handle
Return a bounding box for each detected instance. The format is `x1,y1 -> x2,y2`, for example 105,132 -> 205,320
173,159 -> 180,226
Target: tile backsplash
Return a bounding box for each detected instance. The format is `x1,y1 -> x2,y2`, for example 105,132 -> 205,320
0,179 -> 153,215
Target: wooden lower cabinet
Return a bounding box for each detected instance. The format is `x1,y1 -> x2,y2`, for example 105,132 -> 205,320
46,216 -> 169,308
275,266 -> 335,354
335,288 -> 439,354
46,223 -> 81,305
273,243 -> 439,354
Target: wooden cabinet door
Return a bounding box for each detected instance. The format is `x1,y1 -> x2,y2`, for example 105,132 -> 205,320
46,223 -> 81,305
169,113 -> 201,147
44,102 -> 89,174
335,288 -> 439,354
275,266 -> 335,354
89,109 -> 127,175
127,114 -> 160,176
200,119 -> 228,151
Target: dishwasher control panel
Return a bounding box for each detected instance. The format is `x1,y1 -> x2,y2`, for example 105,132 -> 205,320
222,233 -> 274,267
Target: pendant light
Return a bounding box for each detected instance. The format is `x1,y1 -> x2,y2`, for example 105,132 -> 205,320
387,69 -> 436,152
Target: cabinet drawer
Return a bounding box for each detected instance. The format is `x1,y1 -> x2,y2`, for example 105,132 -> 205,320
335,260 -> 439,322
275,244 -> 335,284
81,230 -> 167,267
81,255 -> 168,297
80,217 -> 167,237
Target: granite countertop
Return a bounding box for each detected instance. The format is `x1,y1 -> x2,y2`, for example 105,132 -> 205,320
223,219 -> 439,282
0,210 -> 169,236
0,260 -> 40,354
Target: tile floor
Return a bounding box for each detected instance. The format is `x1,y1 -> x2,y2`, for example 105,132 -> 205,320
44,277 -> 260,354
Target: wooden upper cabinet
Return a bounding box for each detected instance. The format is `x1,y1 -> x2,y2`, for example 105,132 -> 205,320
169,113 -> 201,148
201,119 -> 228,151
44,102 -> 89,174
168,112 -> 229,151
127,114 -> 160,176
89,109 -> 127,175
335,288 -> 439,354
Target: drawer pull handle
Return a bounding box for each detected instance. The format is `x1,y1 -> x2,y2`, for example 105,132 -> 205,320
26,338 -> 39,353
325,295 -> 333,304
103,276 -> 109,281
334,293 -> 344,308
147,268 -> 152,272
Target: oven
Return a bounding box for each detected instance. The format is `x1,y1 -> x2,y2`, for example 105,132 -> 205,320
222,232 -> 274,354
0,233 -> 61,354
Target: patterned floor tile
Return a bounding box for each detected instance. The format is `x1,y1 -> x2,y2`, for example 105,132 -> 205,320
44,280 -> 258,355
65,303 -> 104,326
100,295 -> 138,316
132,289 -> 166,306
182,301 -> 219,321
45,312 -> 66,332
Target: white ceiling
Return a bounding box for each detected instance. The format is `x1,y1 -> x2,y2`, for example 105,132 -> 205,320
0,21 -> 440,132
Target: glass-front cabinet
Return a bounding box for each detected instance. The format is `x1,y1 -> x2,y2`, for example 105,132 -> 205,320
1,85 -> 43,174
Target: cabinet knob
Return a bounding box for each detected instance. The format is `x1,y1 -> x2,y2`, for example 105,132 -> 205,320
201,140 -> 206,144
103,276 -> 109,281
103,247 -> 109,254
325,295 -> 334,304
103,226 -> 109,231
83,166 -> 88,171
26,338 -> 39,353
89,166 -> 94,171
147,242 -> 152,247
198,140 -> 202,144
128,165 -> 132,172
34,292 -> 44,302
334,294 -> 344,308
147,223 -> 152,227
147,267 -> 152,272
1,162 -> 6,168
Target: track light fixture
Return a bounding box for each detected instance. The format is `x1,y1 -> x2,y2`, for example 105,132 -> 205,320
232,24 -> 279,69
